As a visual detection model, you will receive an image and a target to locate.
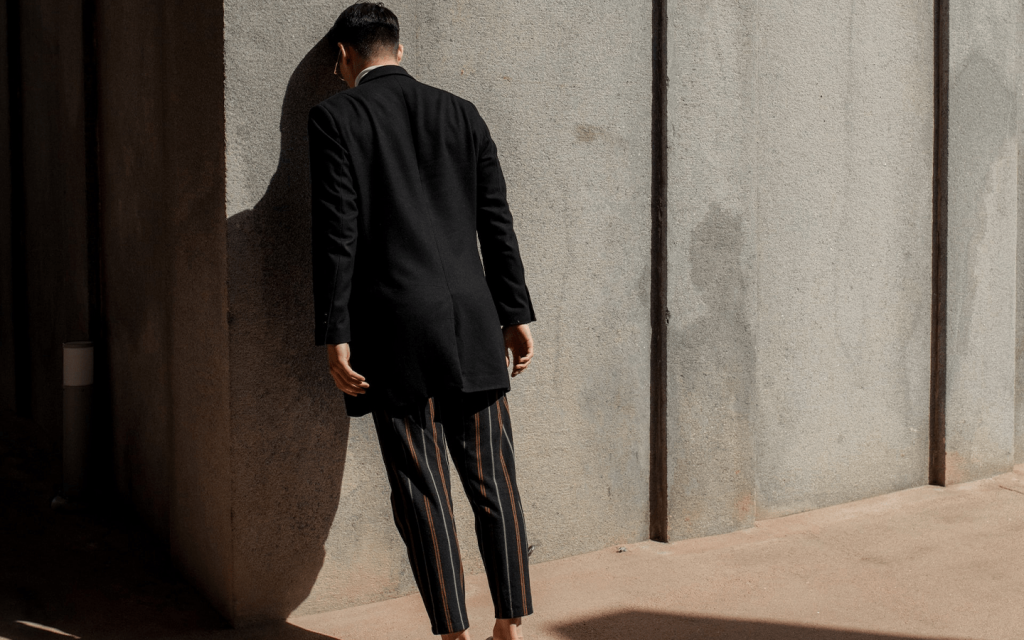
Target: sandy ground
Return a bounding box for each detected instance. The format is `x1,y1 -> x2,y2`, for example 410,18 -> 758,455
276,464 -> 1024,640
3,409 -> 1022,640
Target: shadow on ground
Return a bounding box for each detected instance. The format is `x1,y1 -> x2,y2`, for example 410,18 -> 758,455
551,610 -> 959,640
0,411 -> 295,640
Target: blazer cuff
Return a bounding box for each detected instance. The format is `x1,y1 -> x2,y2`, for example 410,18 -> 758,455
317,323 -> 351,346
499,304 -> 537,328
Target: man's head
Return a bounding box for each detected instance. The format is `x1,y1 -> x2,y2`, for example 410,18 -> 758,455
330,3 -> 403,85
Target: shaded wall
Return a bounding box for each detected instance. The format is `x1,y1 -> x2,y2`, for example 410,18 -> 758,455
666,1 -> 935,535
223,0 -> 652,623
95,0 -> 232,619
15,1 -> 90,446
944,0 -> 1019,483
0,0 -> 13,414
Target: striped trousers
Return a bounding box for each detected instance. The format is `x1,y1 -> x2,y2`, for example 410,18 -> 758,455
370,389 -> 534,636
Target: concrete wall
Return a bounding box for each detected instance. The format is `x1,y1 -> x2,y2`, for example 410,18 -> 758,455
95,0 -> 233,619
945,0 -> 1019,484
666,1 -> 935,535
16,1 -> 91,446
223,0 -> 651,623
4,0 -> 1023,627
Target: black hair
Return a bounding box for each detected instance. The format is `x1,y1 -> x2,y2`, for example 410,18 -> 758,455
328,3 -> 400,60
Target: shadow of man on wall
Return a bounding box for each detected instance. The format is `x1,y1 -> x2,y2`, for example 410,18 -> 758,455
224,37 -> 355,624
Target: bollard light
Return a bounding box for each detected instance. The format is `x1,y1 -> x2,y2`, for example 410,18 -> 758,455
58,341 -> 94,505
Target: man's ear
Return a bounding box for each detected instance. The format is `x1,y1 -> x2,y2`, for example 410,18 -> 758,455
396,43 -> 404,64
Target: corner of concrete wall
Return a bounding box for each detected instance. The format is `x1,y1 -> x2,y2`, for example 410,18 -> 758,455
945,0 -> 1019,483
97,0 -> 233,622
164,0 -> 234,624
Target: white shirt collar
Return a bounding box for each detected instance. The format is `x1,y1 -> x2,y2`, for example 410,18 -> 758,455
354,64 -> 388,87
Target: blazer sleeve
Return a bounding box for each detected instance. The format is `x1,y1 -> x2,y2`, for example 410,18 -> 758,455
474,113 -> 537,327
309,104 -> 359,346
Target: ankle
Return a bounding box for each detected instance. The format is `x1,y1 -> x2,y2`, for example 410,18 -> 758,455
492,617 -> 523,639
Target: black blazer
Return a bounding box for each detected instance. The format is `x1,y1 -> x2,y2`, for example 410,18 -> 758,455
308,65 -> 535,418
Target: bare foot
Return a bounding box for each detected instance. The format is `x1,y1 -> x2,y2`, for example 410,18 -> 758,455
492,617 -> 523,640
441,629 -> 471,640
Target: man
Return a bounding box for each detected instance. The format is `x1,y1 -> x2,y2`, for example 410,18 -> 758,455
308,4 -> 536,639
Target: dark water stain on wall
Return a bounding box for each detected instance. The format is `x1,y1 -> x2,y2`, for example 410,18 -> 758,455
947,51 -> 1015,364
945,48 -> 1017,480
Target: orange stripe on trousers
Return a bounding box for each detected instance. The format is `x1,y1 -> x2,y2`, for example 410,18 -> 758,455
423,495 -> 453,632
475,412 -> 490,513
428,398 -> 465,593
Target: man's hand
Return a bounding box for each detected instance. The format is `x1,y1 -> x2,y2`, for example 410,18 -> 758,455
503,324 -> 534,378
327,343 -> 369,396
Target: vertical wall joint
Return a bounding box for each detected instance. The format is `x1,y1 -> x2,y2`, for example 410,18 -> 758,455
929,0 -> 949,486
650,0 -> 669,540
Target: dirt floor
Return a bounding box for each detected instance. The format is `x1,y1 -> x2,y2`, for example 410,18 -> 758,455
3,409 -> 1023,640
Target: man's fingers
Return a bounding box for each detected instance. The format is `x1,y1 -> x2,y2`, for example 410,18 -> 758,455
332,374 -> 363,396
338,360 -> 366,381
329,366 -> 369,395
326,344 -> 368,395
340,380 -> 367,396
344,377 -> 370,390
330,362 -> 368,384
513,350 -> 532,365
333,378 -> 362,396
511,352 -> 530,376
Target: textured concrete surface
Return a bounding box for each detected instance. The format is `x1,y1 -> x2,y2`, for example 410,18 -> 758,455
667,0 -> 934,536
223,0 -> 651,623
15,0 -> 90,447
752,2 -> 935,517
227,465 -> 1024,640
945,0 -> 1020,484
96,0 -> 233,620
